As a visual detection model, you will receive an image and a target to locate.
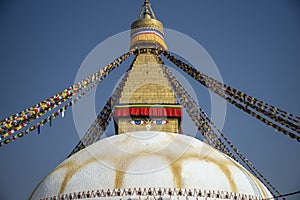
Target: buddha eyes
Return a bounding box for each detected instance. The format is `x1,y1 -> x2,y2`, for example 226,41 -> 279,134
152,120 -> 167,125
129,119 -> 168,125
130,119 -> 145,125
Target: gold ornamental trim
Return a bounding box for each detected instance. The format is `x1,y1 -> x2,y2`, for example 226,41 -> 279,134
131,18 -> 164,34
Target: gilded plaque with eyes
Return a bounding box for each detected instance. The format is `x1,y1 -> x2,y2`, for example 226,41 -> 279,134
117,117 -> 179,134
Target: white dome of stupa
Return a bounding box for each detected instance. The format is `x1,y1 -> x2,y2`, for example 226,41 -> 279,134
29,131 -> 272,200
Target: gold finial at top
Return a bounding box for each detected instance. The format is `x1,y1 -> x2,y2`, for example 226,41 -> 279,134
144,7 -> 151,19
138,0 -> 156,19
130,0 -> 167,50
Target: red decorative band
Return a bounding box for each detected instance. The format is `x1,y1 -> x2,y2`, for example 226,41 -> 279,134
114,106 -> 182,118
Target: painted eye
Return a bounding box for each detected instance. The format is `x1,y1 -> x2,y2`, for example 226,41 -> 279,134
129,119 -> 145,125
152,120 -> 167,125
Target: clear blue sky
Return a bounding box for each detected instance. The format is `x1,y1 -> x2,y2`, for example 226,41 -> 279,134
0,0 -> 299,199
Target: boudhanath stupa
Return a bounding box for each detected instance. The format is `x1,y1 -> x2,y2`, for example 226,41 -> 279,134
29,1 -> 273,199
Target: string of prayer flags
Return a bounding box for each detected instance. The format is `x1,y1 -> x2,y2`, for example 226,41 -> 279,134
162,50 -> 300,143
0,52 -> 131,139
160,62 -> 280,196
227,97 -> 300,143
224,86 -> 300,133
161,65 -> 223,151
0,52 -> 132,147
68,58 -> 135,157
1,79 -> 93,146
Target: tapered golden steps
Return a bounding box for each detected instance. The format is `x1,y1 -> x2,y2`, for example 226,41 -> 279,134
119,52 -> 176,104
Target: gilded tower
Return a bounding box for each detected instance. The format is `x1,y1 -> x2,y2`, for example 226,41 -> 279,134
113,0 -> 182,134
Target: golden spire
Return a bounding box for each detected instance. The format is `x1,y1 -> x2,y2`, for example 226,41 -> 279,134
113,1 -> 180,134
130,0 -> 167,50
